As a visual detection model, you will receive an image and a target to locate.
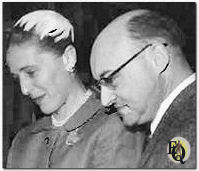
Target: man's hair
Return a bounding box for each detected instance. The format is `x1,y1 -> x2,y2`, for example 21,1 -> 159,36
127,10 -> 185,48
8,26 -> 72,56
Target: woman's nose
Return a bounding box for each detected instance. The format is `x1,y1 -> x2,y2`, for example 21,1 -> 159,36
19,76 -> 32,96
100,86 -> 116,106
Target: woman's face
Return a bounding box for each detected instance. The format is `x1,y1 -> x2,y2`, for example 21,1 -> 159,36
7,42 -> 71,114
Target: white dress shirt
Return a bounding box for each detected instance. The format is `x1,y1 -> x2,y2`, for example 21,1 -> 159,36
150,73 -> 196,137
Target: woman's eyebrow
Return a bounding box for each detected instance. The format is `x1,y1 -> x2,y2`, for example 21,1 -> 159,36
19,65 -> 35,72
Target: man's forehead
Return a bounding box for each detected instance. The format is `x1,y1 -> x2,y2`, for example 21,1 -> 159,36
90,10 -> 147,80
90,32 -> 141,80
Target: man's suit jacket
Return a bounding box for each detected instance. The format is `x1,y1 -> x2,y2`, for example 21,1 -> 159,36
7,93 -> 145,168
140,81 -> 196,168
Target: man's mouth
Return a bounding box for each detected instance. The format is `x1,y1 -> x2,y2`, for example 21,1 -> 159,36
114,104 -> 131,115
115,104 -> 129,110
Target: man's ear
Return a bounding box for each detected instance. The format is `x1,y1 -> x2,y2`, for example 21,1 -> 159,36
149,44 -> 170,74
62,45 -> 77,72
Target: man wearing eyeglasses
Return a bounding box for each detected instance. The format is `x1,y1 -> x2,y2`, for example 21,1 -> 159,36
90,9 -> 196,168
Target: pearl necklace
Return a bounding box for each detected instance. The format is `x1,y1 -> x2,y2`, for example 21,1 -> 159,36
51,89 -> 92,127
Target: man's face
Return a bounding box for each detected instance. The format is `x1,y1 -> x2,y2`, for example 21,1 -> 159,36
7,42 -> 70,114
91,34 -> 159,126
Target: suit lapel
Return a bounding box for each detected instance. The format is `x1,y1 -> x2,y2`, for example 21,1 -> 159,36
140,111 -> 169,166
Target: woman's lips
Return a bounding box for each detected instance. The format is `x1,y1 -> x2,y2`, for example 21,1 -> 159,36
33,94 -> 46,104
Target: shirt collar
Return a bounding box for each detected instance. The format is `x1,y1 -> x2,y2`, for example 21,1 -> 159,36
150,73 -> 196,137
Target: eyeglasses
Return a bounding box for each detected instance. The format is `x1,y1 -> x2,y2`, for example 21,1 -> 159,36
95,43 -> 153,89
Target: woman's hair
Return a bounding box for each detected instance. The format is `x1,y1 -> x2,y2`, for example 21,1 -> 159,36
8,26 -> 72,57
127,10 -> 185,48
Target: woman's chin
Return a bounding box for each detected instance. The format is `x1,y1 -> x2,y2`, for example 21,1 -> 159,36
39,105 -> 56,115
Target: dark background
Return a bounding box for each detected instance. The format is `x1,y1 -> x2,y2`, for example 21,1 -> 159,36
3,2 -> 196,167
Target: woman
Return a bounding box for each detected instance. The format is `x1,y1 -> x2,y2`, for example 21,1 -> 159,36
6,10 -> 145,168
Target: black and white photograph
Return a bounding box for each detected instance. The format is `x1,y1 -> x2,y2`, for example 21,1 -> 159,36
3,2 -> 196,168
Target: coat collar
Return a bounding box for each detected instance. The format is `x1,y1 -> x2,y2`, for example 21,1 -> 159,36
31,92 -> 105,133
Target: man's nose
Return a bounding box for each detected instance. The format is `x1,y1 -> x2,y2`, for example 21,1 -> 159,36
19,76 -> 32,96
100,86 -> 116,106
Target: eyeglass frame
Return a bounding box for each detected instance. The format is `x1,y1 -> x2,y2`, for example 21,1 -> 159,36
95,43 -> 154,89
